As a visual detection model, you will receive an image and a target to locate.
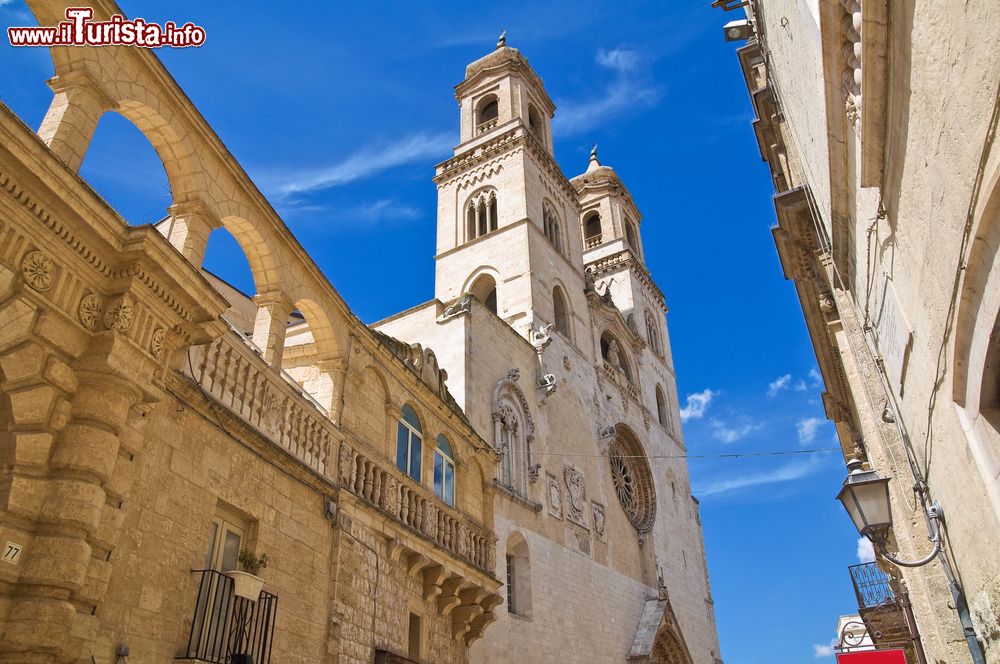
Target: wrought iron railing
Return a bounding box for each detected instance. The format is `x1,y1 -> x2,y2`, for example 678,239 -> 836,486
178,569 -> 277,663
848,562 -> 897,609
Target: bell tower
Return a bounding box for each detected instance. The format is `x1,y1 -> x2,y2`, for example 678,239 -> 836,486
433,35 -> 587,342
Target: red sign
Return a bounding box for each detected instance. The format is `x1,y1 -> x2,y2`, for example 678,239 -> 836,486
836,650 -> 907,664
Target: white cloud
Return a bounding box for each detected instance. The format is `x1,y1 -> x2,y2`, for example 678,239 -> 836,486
857,537 -> 876,563
797,417 -> 824,445
767,374 -> 792,397
595,47 -> 639,72
809,367 -> 823,387
679,388 -> 716,422
696,458 -> 821,497
266,132 -> 453,198
553,48 -> 662,137
794,379 -> 808,391
709,418 -> 763,444
813,638 -> 838,658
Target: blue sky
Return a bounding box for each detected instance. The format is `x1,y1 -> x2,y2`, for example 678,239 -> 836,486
1,2 -> 868,660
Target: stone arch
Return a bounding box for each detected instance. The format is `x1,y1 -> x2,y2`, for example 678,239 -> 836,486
609,424 -> 657,538
649,622 -> 694,664
601,330 -> 634,382
655,384 -> 669,428
493,369 -> 535,496
952,164 -> 1000,521
583,209 -> 603,245
504,531 -> 532,617
552,282 -> 572,340
476,93 -> 499,126
465,186 -> 499,241
465,268 -> 500,315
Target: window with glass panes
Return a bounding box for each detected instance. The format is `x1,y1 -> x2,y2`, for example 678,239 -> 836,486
396,404 -> 423,481
434,434 -> 455,505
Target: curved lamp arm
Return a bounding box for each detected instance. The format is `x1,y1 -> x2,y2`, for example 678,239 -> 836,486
867,501 -> 943,568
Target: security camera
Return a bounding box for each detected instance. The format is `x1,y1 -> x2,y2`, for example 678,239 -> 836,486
723,19 -> 753,42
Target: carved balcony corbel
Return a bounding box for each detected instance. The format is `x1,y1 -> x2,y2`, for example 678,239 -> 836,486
421,564 -> 450,601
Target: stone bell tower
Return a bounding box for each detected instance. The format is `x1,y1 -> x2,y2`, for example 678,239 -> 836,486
432,34 -> 588,342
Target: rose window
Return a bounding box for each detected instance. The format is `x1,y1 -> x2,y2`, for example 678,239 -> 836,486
609,433 -> 656,535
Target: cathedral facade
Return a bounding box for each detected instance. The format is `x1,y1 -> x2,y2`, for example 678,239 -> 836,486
0,2 -> 720,662
376,39 -> 722,664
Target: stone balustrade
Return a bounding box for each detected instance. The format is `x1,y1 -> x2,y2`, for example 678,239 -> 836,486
603,361 -> 640,403
476,118 -> 498,134
338,441 -> 495,575
188,330 -> 335,476
585,235 -> 603,249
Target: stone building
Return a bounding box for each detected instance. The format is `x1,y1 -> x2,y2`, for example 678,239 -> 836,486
718,1 -> 1000,662
375,36 -> 722,664
0,1 -> 721,663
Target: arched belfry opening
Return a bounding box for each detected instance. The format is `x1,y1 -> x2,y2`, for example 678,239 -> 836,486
470,273 -> 498,315
477,94 -> 499,131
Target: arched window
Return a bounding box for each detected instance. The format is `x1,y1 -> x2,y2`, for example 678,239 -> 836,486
477,95 -> 499,133
625,218 -> 639,251
466,190 -> 499,241
505,532 -> 532,617
434,434 -> 456,506
646,309 -> 663,358
396,404 -> 422,481
553,286 -> 570,338
527,104 -> 544,142
543,202 -> 562,254
493,370 -> 535,497
583,211 -> 602,247
470,273 -> 498,315
601,331 -> 633,382
655,384 -> 670,430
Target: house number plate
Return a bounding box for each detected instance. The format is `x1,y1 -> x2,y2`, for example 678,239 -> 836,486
2,541 -> 23,565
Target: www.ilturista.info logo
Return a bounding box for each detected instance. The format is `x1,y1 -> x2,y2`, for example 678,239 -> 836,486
8,7 -> 206,48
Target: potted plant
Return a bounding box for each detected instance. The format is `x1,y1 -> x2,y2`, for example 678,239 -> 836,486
227,548 -> 269,601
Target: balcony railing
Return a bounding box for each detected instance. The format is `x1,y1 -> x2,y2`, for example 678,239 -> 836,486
849,562 -> 897,609
602,361 -> 640,403
585,235 -> 603,249
178,569 -> 277,663
188,330 -> 334,476
476,118 -> 498,134
338,441 -> 495,575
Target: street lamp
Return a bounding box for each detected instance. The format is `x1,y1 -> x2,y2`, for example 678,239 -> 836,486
836,459 -> 943,568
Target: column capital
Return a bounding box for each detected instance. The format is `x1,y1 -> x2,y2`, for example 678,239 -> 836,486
46,69 -> 113,109
252,290 -> 294,312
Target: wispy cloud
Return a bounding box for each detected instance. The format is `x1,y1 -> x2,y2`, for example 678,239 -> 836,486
709,418 -> 763,444
696,458 -> 822,497
280,197 -> 423,228
553,47 -> 662,137
809,367 -> 823,387
767,374 -> 792,398
856,537 -> 876,563
264,132 -> 453,199
813,638 -> 837,658
794,379 -> 808,392
797,417 -> 824,445
680,388 -> 716,422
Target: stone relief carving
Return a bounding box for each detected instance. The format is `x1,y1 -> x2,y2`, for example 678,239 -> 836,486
150,328 -> 166,359
563,465 -> 587,527
103,295 -> 135,333
21,250 -> 55,291
77,293 -> 103,331
592,502 -> 606,541
530,323 -> 557,403
261,389 -> 284,435
546,473 -> 562,518
441,293 -> 472,319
